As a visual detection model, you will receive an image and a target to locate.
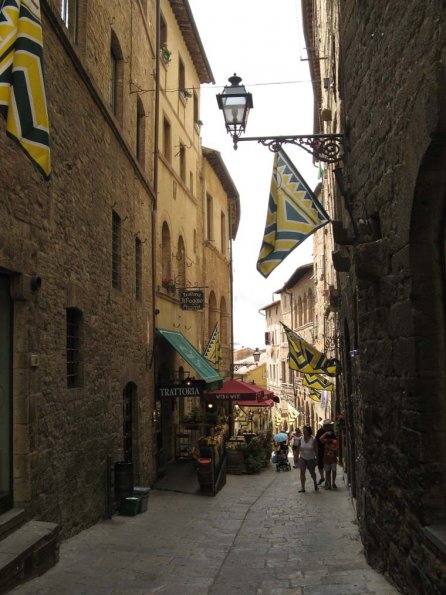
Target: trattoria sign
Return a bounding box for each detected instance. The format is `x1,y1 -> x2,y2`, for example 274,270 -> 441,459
157,384 -> 204,398
180,290 -> 204,310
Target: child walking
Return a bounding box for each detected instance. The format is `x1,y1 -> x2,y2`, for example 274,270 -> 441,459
320,430 -> 339,489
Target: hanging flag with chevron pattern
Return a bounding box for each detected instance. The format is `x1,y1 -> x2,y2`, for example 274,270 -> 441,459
203,322 -> 221,367
302,373 -> 334,392
0,0 -> 51,179
308,390 -> 321,402
257,149 -> 328,278
281,322 -> 340,377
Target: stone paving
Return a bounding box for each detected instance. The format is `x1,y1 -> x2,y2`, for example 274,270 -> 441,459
11,463 -> 400,595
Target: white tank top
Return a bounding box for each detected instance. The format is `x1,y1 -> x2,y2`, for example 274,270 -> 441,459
299,436 -> 315,460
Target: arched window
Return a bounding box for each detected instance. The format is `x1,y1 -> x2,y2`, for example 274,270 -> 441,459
208,291 -> 217,336
303,294 -> 308,325
177,236 -> 186,288
161,222 -> 171,283
220,297 -> 228,345
110,31 -> 124,124
298,297 -> 303,327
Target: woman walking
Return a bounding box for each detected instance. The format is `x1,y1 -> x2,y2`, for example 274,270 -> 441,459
291,428 -> 302,468
295,425 -> 319,493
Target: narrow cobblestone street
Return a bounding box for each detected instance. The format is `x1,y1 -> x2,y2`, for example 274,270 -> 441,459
11,463 -> 400,595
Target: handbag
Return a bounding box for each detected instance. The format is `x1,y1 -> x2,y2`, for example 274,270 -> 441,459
272,453 -> 278,464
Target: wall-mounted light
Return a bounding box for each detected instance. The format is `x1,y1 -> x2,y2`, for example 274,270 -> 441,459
217,74 -> 344,162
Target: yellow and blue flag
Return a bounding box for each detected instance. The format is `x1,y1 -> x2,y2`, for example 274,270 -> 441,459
308,390 -> 321,402
0,0 -> 51,179
302,373 -> 334,392
281,322 -> 339,377
203,322 -> 221,367
257,149 -> 328,278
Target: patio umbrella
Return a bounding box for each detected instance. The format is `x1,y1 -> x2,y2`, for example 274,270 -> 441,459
274,432 -> 288,442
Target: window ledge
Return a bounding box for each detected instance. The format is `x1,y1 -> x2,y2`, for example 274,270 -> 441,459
423,525 -> 446,556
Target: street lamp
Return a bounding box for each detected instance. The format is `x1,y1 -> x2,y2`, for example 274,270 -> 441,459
216,73 -> 253,144
232,347 -> 261,371
216,74 -> 344,164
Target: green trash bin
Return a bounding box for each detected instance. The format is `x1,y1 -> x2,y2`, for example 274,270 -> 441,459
114,461 -> 133,500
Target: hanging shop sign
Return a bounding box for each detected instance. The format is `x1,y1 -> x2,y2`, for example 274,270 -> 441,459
180,290 -> 204,310
157,382 -> 205,398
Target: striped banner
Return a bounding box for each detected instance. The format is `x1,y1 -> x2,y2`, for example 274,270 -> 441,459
281,322 -> 339,377
257,149 -> 329,278
203,322 -> 221,367
0,0 -> 51,178
303,373 -> 334,392
308,390 -> 321,402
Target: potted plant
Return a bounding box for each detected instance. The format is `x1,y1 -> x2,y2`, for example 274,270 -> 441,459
180,89 -> 192,100
161,45 -> 171,65
161,277 -> 176,294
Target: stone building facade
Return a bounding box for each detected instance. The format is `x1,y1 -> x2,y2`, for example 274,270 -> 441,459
152,1 -> 239,469
261,263 -> 332,434
0,0 -> 158,537
303,0 -> 446,592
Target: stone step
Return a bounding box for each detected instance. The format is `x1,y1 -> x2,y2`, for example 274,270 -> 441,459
0,509 -> 26,541
0,520 -> 60,594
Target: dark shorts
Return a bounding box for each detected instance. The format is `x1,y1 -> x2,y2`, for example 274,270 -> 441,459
299,457 -> 316,472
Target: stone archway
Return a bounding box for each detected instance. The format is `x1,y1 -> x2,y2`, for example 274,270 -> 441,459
409,138 -> 446,525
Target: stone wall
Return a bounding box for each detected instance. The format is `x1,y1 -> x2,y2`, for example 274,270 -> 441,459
338,1 -> 446,592
0,1 -> 157,537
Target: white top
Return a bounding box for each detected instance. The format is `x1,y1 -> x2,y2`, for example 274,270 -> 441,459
298,436 -> 316,460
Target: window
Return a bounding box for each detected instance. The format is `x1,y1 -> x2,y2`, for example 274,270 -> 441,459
178,58 -> 185,97
160,14 -> 167,47
112,210 -> 121,289
220,297 -> 228,345
189,172 -> 194,193
193,92 -> 199,124
135,237 -> 142,300
67,308 -> 82,388
136,97 -> 146,166
220,211 -> 226,255
161,222 -> 172,282
179,144 -> 186,181
177,236 -> 186,288
208,291 -> 217,336
110,32 -> 124,123
163,117 -> 171,161
206,193 -> 213,240
60,0 -> 78,40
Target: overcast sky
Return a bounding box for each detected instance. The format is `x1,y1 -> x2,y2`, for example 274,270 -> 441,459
188,0 -> 317,349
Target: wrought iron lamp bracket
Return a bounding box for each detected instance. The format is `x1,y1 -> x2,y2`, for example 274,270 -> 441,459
235,133 -> 345,164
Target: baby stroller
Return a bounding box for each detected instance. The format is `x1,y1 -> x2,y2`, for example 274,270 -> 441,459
275,442 -> 291,472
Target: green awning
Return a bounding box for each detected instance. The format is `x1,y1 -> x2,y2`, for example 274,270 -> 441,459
157,328 -> 223,390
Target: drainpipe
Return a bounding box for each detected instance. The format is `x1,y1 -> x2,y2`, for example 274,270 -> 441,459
151,0 -> 161,456
229,203 -> 235,380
